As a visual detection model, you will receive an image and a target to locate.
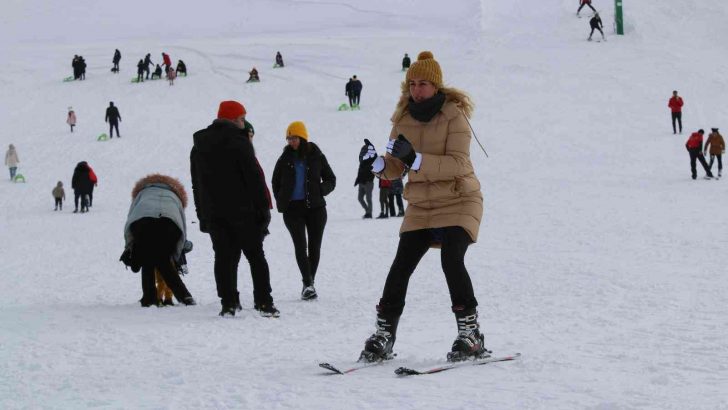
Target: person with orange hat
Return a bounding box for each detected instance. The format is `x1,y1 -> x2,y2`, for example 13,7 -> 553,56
272,121 -> 336,301
359,51 -> 489,363
190,100 -> 279,317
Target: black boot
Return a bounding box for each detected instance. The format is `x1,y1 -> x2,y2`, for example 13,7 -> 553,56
359,314 -> 399,362
447,307 -> 491,362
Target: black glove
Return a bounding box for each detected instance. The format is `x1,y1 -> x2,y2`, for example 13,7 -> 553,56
389,134 -> 416,167
359,138 -> 377,162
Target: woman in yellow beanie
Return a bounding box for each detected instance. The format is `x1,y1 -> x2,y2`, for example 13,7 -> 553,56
358,51 -> 488,363
272,121 -> 337,300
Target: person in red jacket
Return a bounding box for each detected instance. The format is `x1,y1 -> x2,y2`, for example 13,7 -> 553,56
685,129 -> 714,180
668,90 -> 684,134
577,0 -> 596,17
161,52 -> 172,76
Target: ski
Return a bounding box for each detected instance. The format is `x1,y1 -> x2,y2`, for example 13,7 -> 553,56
319,359 -> 386,375
394,353 -> 521,376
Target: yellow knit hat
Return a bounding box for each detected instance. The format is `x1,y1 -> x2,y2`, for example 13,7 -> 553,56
405,51 -> 443,88
286,121 -> 308,141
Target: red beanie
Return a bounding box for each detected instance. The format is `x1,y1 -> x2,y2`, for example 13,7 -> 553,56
217,101 -> 246,120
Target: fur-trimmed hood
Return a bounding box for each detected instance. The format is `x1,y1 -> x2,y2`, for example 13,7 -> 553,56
391,82 -> 474,123
131,174 -> 188,208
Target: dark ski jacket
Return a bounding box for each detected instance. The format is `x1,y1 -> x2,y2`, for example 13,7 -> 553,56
113,50 -> 121,64
272,142 -> 336,213
190,119 -> 270,232
144,54 -> 153,69
71,161 -> 94,194
105,105 -> 121,123
137,60 -> 145,74
351,79 -> 363,94
590,16 -> 603,29
354,144 -> 375,186
402,56 -> 411,68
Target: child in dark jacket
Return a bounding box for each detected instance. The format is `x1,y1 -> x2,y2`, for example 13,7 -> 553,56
52,181 -> 65,211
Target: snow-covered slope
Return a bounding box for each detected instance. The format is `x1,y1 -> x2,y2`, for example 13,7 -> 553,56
1,1 -> 727,409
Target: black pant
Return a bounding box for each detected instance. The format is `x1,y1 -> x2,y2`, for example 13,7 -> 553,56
88,186 -> 94,207
672,112 -> 682,133
357,181 -> 373,215
113,62 -> 119,71
352,92 -> 361,106
589,26 -> 604,37
283,202 -> 327,286
388,193 -> 404,215
708,154 -> 723,173
688,148 -> 713,178
109,121 -> 120,138
54,198 -> 62,209
74,191 -> 89,210
578,2 -> 596,13
209,222 -> 273,308
348,94 -> 354,107
377,227 -> 478,317
131,218 -> 192,304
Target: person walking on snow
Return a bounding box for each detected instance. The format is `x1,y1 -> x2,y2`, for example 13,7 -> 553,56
176,60 -> 187,76
52,181 -> 66,211
402,53 -> 411,71
144,53 -> 153,79
167,66 -> 177,86
112,49 -> 121,73
577,0 -> 596,16
668,90 -> 684,134
351,75 -> 363,107
122,174 -> 196,307
105,101 -> 122,138
5,144 -> 19,180
704,128 -> 725,177
355,139 -> 377,219
358,51 -> 489,363
272,121 -> 336,301
136,59 -> 145,83
67,107 -> 77,133
190,100 -> 279,317
71,161 -> 93,212
685,129 -> 714,180
588,12 -> 605,41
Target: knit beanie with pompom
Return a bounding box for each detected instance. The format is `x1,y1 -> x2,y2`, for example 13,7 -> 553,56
405,51 -> 443,88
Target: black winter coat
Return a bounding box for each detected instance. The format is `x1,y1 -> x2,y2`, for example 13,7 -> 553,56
105,106 -> 121,123
272,142 -> 336,213
190,120 -> 270,232
71,162 -> 94,194
351,80 -> 363,94
113,50 -> 121,64
590,16 -> 602,29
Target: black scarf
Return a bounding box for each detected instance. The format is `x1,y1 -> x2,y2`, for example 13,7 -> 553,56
408,92 -> 446,122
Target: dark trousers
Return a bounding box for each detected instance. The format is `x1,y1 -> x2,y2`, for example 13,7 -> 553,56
209,223 -> 273,308
54,198 -> 62,209
113,62 -> 119,71
283,202 -> 327,286
357,181 -> 373,215
589,26 -> 604,37
74,191 -> 89,210
109,121 -> 120,138
708,154 -> 723,173
137,72 -> 144,82
348,94 -> 354,107
672,112 -> 682,133
88,186 -> 94,207
388,193 -> 404,215
578,2 -> 596,13
379,187 -> 391,216
131,218 -> 192,304
352,92 -> 361,106
377,227 -> 478,317
688,148 -> 713,178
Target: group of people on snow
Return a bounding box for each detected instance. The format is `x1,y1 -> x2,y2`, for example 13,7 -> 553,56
71,55 -> 87,80
345,76 -> 363,108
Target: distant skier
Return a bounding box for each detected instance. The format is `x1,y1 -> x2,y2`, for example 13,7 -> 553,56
247,67 -> 260,82
350,75 -> 363,107
577,0 -> 596,17
105,101 -> 122,138
136,59 -> 145,83
67,107 -> 77,133
704,128 -> 725,178
275,51 -> 284,67
588,12 -> 605,41
52,181 -> 66,211
402,53 -> 411,71
668,90 -> 684,134
143,53 -> 153,79
112,49 -> 121,73
685,129 -> 714,180
176,60 -> 187,76
151,64 -> 163,80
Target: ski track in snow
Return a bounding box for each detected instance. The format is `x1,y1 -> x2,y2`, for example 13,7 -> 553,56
1,0 -> 728,409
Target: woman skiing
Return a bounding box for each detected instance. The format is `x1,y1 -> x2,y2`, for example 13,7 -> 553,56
358,51 -> 488,363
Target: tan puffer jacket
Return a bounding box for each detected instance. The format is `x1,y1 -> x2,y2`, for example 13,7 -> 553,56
381,85 -> 483,242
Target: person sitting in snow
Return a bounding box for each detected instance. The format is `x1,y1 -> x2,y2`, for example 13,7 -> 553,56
52,181 -> 66,211
588,12 -> 605,41
151,64 -> 163,80
176,60 -> 187,76
275,52 -> 284,67
247,67 -> 260,82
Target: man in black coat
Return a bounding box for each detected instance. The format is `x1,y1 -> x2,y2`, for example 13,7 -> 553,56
345,78 -> 354,108
190,100 -> 278,317
105,101 -> 122,138
354,139 -> 376,218
112,49 -> 121,73
402,53 -> 411,71
143,53 -> 153,79
350,75 -> 363,107
71,161 -> 93,213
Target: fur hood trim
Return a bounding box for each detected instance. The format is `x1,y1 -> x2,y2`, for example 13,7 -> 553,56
391,82 -> 474,122
131,174 -> 188,208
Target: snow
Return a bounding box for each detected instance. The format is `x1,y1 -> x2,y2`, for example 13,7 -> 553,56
2,0 -> 728,408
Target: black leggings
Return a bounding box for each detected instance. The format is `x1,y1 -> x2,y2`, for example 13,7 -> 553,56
578,2 -> 596,13
283,201 -> 327,286
377,227 -> 478,317
74,191 -> 88,210
590,26 -> 604,37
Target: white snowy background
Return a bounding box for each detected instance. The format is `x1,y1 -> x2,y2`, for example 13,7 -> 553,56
1,0 -> 727,408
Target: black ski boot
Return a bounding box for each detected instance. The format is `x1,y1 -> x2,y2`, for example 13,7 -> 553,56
447,307 -> 491,362
359,314 -> 399,362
